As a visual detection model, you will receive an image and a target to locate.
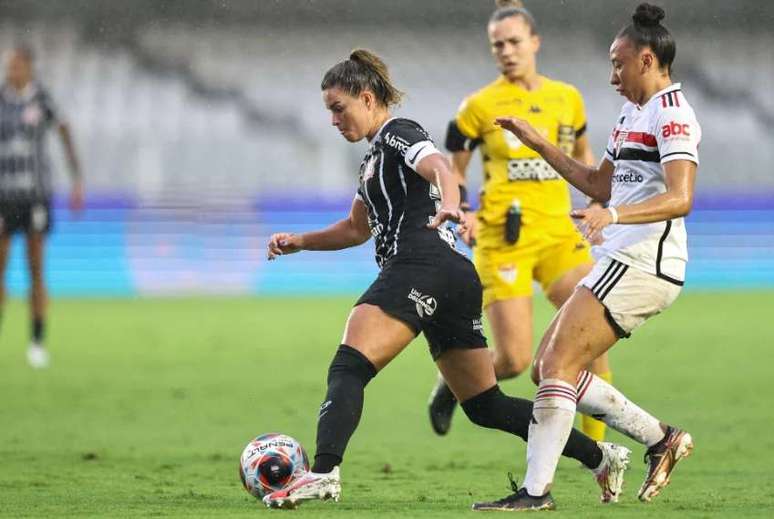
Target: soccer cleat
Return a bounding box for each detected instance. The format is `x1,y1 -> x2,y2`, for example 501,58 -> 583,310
638,426 -> 694,502
428,379 -> 457,436
593,442 -> 631,503
472,474 -> 556,512
262,466 -> 341,509
26,343 -> 50,369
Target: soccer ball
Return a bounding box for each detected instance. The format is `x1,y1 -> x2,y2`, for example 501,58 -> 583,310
239,433 -> 309,499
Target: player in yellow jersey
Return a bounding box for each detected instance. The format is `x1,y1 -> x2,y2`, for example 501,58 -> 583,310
428,0 -> 612,441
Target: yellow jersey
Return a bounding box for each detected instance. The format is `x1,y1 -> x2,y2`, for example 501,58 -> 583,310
454,75 -> 587,229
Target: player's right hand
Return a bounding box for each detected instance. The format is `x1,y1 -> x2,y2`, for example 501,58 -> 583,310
494,116 -> 545,151
267,233 -> 303,260
459,210 -> 478,247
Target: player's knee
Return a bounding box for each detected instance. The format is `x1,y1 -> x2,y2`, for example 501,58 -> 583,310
530,363 -> 541,385
461,385 -> 531,439
327,344 -> 378,387
493,350 -> 531,379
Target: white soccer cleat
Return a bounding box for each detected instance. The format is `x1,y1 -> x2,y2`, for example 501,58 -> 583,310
26,343 -> 50,369
262,466 -> 341,509
593,442 -> 631,503
638,427 -> 694,502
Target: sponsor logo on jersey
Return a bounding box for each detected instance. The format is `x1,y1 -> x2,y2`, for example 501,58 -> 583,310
612,168 -> 645,183
383,132 -> 410,155
408,288 -> 437,318
507,159 -> 561,181
661,121 -> 691,139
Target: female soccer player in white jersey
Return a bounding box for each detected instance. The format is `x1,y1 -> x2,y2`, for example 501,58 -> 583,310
473,3 -> 700,511
264,49 -> 630,510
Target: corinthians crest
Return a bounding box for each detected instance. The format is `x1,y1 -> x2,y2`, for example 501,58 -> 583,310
361,153 -> 378,182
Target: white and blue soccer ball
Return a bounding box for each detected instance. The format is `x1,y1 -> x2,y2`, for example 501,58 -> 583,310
239,433 -> 309,499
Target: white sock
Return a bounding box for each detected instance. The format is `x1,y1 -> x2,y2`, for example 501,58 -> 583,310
523,379 -> 577,497
576,370 -> 665,447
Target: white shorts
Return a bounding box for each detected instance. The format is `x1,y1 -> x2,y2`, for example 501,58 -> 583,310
580,257 -> 682,338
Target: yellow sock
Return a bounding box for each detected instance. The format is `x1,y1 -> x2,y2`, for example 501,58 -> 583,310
581,371 -> 612,442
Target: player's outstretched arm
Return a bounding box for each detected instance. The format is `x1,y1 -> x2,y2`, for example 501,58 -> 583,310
495,116 -> 613,202
266,198 -> 371,260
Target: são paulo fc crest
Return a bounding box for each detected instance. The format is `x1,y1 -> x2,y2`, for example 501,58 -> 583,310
408,288 -> 437,318
613,129 -> 628,156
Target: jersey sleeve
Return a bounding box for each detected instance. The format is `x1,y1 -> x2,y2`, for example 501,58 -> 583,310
570,86 -> 588,138
454,96 -> 484,141
656,106 -> 701,165
382,118 -> 442,171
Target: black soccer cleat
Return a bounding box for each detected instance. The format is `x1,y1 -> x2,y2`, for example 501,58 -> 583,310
428,379 -> 457,436
472,476 -> 556,512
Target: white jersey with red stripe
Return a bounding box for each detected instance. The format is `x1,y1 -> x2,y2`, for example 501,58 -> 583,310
596,83 -> 701,286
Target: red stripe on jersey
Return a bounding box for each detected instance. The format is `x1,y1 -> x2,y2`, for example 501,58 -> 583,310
674,91 -> 680,107
625,132 -> 657,147
661,95 -> 667,108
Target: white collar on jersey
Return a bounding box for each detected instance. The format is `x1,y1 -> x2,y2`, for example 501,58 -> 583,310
368,116 -> 397,143
1,81 -> 40,103
638,82 -> 681,110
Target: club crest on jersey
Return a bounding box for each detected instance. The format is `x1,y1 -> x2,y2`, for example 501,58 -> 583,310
613,129 -> 628,156
21,104 -> 43,126
408,288 -> 437,318
362,154 -> 378,182
502,128 -> 523,150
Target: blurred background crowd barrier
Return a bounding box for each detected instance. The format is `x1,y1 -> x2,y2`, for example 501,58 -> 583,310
1,0 -> 772,296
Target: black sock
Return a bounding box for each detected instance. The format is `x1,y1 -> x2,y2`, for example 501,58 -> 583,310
460,385 -> 603,470
312,345 -> 377,473
32,317 -> 44,344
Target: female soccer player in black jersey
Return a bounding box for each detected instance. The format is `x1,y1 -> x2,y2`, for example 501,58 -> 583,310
0,46 -> 83,368
263,49 -> 630,509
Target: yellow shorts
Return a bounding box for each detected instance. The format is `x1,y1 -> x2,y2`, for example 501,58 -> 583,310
474,221 -> 593,308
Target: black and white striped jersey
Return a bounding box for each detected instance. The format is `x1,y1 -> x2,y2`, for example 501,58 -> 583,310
0,82 -> 60,203
355,117 -> 458,268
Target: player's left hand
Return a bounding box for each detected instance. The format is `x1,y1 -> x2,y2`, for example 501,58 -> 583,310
571,205 -> 614,243
428,206 -> 468,233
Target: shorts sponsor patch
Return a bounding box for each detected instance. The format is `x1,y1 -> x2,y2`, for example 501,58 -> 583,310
408,288 -> 437,318
497,264 -> 517,285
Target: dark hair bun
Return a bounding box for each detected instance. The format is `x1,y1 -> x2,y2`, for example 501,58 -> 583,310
632,3 -> 665,27
495,0 -> 525,8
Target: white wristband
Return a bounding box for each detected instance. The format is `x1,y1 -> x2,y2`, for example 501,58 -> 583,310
608,206 -> 619,224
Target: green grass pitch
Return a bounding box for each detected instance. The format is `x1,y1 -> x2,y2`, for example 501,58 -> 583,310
1,292 -> 773,517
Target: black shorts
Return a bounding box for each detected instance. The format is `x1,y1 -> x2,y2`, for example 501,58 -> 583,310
356,251 -> 488,360
0,201 -> 52,235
